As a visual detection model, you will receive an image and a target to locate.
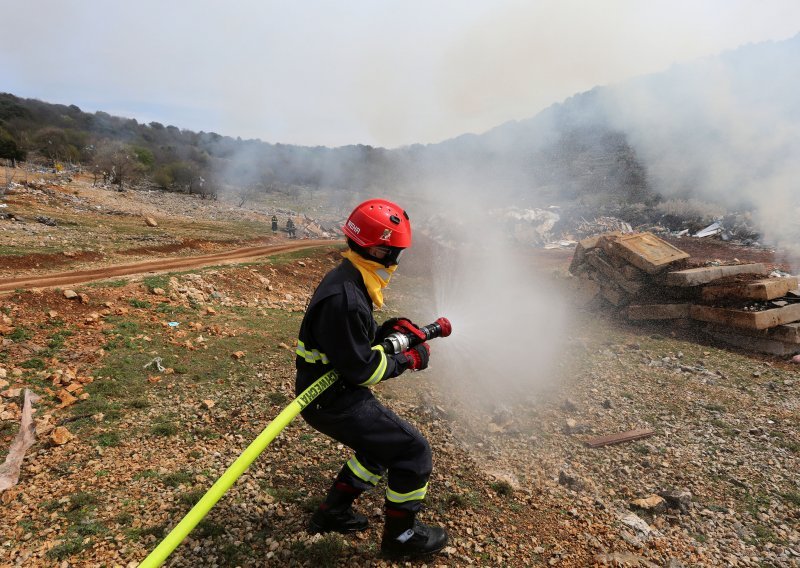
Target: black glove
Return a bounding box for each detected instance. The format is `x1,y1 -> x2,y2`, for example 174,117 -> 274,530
398,342 -> 430,371
375,317 -> 400,344
375,317 -> 424,345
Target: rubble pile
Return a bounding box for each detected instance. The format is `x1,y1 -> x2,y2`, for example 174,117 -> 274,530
570,232 -> 800,356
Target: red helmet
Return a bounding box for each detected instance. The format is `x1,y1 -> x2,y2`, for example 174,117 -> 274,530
343,199 -> 412,248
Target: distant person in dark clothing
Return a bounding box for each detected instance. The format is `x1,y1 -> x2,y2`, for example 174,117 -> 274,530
272,215 -> 278,233
286,218 -> 296,238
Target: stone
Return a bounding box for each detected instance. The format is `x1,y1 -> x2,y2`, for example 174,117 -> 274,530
231,351 -> 245,360
658,488 -> 692,511
558,470 -> 585,492
50,426 -> 73,445
144,216 -> 158,227
630,494 -> 667,514
152,288 -> 166,296
202,399 -> 215,409
63,290 -> 78,299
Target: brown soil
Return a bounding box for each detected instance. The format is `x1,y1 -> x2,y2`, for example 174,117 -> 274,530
0,251 -> 105,271
0,240 -> 335,293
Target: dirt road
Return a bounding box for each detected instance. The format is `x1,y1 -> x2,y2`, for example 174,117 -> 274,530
0,240 -> 338,293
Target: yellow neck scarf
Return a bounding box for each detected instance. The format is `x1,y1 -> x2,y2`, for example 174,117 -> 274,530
342,250 -> 397,308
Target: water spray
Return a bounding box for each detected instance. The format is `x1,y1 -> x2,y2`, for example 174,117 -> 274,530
139,317 -> 452,567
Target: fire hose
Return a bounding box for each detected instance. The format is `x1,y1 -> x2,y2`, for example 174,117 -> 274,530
138,317 -> 452,567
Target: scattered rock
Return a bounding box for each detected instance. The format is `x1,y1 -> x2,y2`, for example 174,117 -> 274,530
152,287 -> 166,295
202,399 -> 215,410
205,306 -> 216,315
50,426 -> 73,445
630,494 -> 667,514
558,470 -> 586,492
56,389 -> 78,408
561,398 -> 578,412
144,216 -> 158,227
658,488 -> 692,511
63,289 -> 78,300
232,351 -> 245,360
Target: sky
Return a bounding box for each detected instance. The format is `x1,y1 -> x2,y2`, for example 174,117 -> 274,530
1,0 -> 799,148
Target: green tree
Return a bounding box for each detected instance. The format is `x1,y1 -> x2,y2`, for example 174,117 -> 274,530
0,127 -> 26,161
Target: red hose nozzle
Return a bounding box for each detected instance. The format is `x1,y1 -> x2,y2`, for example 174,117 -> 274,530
435,317 -> 452,338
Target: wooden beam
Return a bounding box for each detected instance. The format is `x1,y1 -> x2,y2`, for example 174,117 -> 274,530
584,428 -> 655,448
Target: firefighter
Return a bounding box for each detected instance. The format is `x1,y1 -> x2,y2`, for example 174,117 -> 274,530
271,215 -> 278,233
295,198 -> 447,558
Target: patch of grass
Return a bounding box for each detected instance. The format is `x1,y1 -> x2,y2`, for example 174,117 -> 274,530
290,533 -> 346,568
126,524 -> 166,541
490,480 -> 514,497
156,303 -> 190,315
162,471 -> 193,488
95,431 -> 121,447
45,329 -> 73,353
143,275 -> 170,292
194,427 -> 220,440
75,518 -> 106,536
114,512 -> 133,525
8,326 -> 33,342
46,535 -> 87,560
179,489 -> 205,507
150,420 -> 179,437
133,469 -> 160,480
750,524 -> 777,544
128,298 -> 151,309
267,391 -> 288,405
197,519 -> 225,538
125,398 -> 150,409
68,491 -> 98,512
20,357 -> 46,370
780,491 -> 800,507
41,499 -> 62,512
95,279 -> 128,288
266,487 -> 302,503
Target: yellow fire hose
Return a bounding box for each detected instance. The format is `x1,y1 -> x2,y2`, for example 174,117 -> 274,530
139,317 -> 451,566
138,369 -> 340,568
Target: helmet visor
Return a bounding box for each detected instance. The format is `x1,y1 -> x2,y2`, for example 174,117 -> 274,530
368,245 -> 404,266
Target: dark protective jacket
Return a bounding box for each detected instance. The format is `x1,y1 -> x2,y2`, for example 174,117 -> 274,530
295,259 -> 408,410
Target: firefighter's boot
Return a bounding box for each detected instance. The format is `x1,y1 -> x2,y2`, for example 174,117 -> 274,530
307,481 -> 369,534
381,507 -> 448,558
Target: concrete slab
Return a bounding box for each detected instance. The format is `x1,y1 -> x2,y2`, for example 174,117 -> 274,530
665,263 -> 767,287
705,328 -> 800,356
705,322 -> 800,344
701,277 -> 798,301
585,250 -> 643,295
609,232 -> 690,275
690,303 -> 800,330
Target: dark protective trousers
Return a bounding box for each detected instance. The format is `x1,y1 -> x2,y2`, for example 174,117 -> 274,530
302,393 -> 432,512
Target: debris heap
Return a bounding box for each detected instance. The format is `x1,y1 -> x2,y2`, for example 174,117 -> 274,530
570,232 -> 800,356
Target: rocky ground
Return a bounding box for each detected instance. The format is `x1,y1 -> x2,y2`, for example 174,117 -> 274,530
0,171 -> 798,567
